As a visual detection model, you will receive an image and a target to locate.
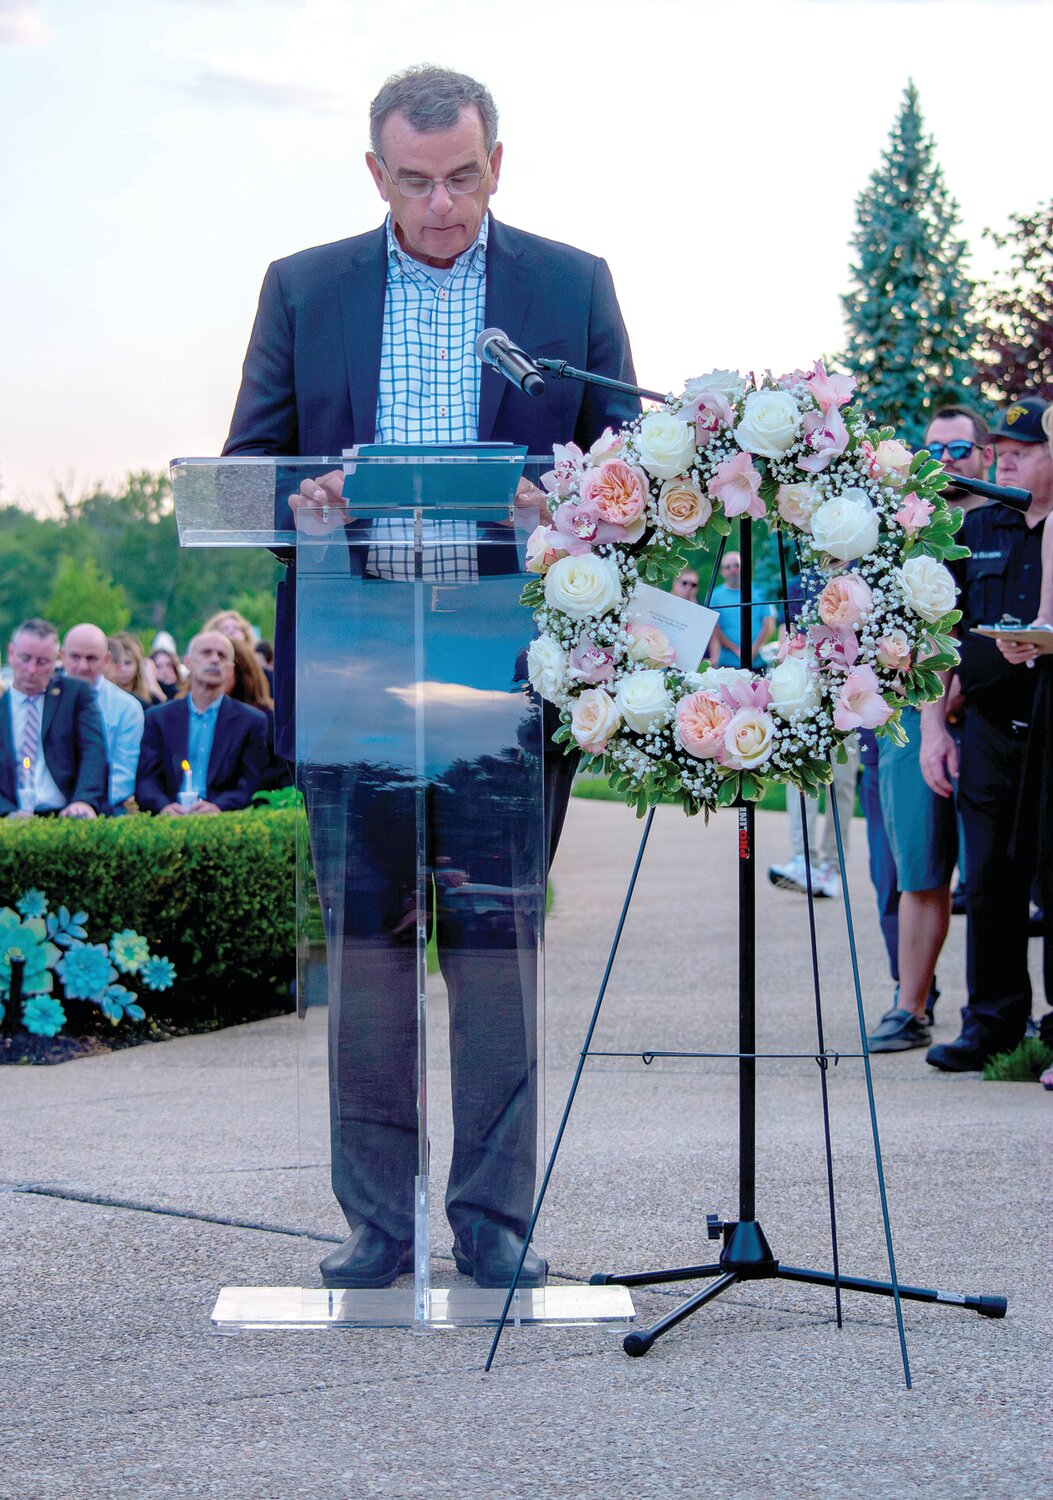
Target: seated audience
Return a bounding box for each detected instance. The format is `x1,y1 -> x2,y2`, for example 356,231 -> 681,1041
135,631 -> 269,814
1,618 -> 107,818
62,623 -> 145,815
223,637 -> 290,789
108,631 -> 165,707
204,609 -> 256,648
149,647 -> 183,699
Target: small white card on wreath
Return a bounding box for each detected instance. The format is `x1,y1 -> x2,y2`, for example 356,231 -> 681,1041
625,581 -> 718,671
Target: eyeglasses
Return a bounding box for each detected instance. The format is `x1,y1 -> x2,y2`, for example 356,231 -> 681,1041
376,153 -> 491,199
926,440 -> 981,462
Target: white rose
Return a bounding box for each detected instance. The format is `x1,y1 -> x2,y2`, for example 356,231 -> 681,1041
810,488 -> 879,562
525,524 -> 567,575
570,688 -> 621,754
544,553 -> 622,621
683,369 -> 750,403
734,389 -> 800,459
634,411 -> 696,481
614,670 -> 673,733
526,635 -> 567,703
768,656 -> 821,721
896,556 -> 957,623
723,707 -> 776,769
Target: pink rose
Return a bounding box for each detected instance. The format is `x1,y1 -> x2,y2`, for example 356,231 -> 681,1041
707,451 -> 765,520
869,438 -> 913,487
568,637 -> 616,684
797,405 -> 849,473
804,359 -> 855,411
676,691 -> 732,760
540,441 -> 586,498
570,688 -> 621,753
894,493 -> 934,533
589,428 -> 624,463
525,524 -> 568,575
776,483 -> 815,530
876,630 -> 912,673
581,459 -> 648,528
627,621 -> 675,668
834,665 -> 893,731
722,707 -> 776,770
817,573 -> 873,630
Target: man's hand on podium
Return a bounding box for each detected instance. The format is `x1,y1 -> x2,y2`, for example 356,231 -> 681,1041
514,475 -> 550,527
290,470 -> 349,535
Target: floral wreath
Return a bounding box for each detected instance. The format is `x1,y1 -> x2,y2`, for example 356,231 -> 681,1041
522,362 -> 965,816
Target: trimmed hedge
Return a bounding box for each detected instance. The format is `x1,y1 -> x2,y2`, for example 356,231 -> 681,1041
0,810 -> 298,1028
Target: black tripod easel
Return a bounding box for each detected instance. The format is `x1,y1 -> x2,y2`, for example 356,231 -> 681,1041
484,366 -> 1007,1382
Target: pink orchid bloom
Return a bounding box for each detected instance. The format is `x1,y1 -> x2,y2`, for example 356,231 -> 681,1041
708,450 -> 765,520
834,664 -> 893,731
797,404 -> 850,474
809,624 -> 860,671
894,493 -> 934,533
805,359 -> 855,412
719,676 -> 773,712
540,441 -> 586,498
568,638 -> 617,684
776,368 -> 812,389
681,387 -> 735,432
552,499 -> 627,555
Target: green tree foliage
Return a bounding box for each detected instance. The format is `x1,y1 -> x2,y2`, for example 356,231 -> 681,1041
977,201 -> 1053,402
0,471 -> 282,649
841,82 -> 982,444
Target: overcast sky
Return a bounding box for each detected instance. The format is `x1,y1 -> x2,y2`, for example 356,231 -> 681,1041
2,0 -> 1050,510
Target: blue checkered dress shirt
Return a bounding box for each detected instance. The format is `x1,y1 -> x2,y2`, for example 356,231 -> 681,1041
368,215 -> 488,583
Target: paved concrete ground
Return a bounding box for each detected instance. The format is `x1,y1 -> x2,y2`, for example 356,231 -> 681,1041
2,802 -> 1049,1500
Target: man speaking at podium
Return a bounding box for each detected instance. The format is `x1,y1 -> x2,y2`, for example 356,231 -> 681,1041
223,65 -> 637,1291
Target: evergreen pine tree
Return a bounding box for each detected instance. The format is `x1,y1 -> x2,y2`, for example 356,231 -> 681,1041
840,82 -> 980,444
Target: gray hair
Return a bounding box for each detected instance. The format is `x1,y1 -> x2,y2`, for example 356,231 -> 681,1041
11,617 -> 58,645
369,66 -> 499,155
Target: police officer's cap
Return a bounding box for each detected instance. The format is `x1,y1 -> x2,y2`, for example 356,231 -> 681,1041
990,396 -> 1050,444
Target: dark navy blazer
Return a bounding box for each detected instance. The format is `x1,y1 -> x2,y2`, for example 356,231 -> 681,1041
0,675 -> 108,814
135,695 -> 270,813
221,216 -> 639,758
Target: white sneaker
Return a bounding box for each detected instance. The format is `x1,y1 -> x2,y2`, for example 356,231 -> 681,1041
767,855 -> 830,896
814,861 -> 843,899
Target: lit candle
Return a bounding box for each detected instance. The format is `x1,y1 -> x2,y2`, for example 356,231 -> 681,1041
18,757 -> 34,814
178,758 -> 197,809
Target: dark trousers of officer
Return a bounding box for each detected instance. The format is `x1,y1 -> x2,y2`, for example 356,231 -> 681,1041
958,710 -> 1034,1049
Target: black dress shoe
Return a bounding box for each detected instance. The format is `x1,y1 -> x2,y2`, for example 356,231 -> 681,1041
320,1224 -> 413,1288
926,1037 -> 990,1073
453,1220 -> 548,1289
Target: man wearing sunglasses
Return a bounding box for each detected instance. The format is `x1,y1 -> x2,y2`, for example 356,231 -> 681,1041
921,396 -> 1052,1070
224,66 -> 638,1293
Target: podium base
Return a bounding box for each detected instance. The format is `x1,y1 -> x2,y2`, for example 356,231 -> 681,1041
211,1283 -> 635,1331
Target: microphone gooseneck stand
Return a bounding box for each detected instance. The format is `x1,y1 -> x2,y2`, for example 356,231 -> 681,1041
484,363 -> 1008,1378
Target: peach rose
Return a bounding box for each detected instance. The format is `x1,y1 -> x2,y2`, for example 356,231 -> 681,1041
677,691 -> 732,760
581,459 -> 648,527
776,482 -> 815,531
869,438 -> 913,486
658,478 -> 712,537
627,621 -> 675,668
817,573 -> 873,630
525,524 -> 568,575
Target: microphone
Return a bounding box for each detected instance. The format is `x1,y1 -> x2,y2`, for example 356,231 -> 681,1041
475,328 -> 545,398
941,474 -> 1032,514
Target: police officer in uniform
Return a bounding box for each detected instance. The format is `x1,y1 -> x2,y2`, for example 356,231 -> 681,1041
920,395 -> 1053,1070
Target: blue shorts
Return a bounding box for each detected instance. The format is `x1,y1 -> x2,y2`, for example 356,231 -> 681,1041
877,707 -> 958,893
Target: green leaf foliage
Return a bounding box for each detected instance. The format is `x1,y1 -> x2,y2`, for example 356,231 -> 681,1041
0,812 -> 297,1028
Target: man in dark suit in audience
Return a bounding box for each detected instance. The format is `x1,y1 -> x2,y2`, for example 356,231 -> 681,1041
0,617 -> 107,818
135,631 -> 269,814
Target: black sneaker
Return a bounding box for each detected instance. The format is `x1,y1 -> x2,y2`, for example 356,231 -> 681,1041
926,1037 -> 989,1072
867,1008 -> 932,1053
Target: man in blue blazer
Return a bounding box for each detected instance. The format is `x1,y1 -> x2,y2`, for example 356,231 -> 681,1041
135,632 -> 269,814
1,618 -> 107,818
222,66 -> 638,1292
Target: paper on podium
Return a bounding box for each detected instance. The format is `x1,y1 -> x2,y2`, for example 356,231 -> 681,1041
626,581 -> 718,671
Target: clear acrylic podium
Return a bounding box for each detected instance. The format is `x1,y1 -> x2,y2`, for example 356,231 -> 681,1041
171,453 -> 633,1333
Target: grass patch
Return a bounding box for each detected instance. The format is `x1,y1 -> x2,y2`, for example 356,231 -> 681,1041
982,1037 -> 1053,1082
